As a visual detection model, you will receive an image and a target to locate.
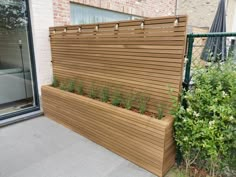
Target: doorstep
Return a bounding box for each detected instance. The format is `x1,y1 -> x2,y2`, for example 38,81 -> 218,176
0,110 -> 43,127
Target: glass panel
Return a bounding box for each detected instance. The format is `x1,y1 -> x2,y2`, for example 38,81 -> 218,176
0,0 -> 36,116
70,3 -> 141,25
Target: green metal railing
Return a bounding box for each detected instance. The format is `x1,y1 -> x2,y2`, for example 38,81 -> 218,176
184,32 -> 236,90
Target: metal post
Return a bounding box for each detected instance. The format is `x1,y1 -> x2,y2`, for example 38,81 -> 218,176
19,40 -> 28,100
184,33 -> 194,90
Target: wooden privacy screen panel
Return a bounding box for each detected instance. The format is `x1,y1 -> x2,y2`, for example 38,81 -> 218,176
49,16 -> 187,113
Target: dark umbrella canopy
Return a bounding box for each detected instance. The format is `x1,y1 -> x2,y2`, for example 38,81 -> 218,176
201,0 -> 227,62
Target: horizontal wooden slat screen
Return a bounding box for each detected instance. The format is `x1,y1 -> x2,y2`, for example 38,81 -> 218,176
49,15 -> 187,113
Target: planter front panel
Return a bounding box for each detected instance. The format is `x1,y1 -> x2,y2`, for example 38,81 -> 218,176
42,86 -> 175,177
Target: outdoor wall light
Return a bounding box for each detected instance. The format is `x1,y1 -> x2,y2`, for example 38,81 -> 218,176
95,25 -> 99,32
78,27 -> 81,32
115,24 -> 119,30
64,28 -> 67,32
140,22 -> 144,29
53,30 -> 56,34
174,17 -> 179,26
135,0 -> 143,4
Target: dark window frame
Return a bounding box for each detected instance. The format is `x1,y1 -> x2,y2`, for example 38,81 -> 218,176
0,0 -> 40,121
70,2 -> 143,25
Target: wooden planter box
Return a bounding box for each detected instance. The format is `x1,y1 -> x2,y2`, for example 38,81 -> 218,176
42,86 -> 175,177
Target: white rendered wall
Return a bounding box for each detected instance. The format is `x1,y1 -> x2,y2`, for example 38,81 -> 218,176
29,0 -> 54,96
232,2 -> 236,32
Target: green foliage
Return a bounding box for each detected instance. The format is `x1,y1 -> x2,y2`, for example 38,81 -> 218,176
88,83 -> 97,99
136,94 -> 150,114
172,60 -> 236,176
100,87 -> 109,102
67,80 -> 76,92
156,103 -> 165,119
122,93 -> 135,110
0,2 -> 27,30
52,76 -> 59,87
58,80 -> 75,92
59,82 -> 67,91
76,81 -> 84,95
170,167 -> 188,177
111,90 -> 122,106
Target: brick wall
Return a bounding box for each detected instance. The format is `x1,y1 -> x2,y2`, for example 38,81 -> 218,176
177,0 -> 236,32
177,0 -> 218,28
53,0 -> 177,26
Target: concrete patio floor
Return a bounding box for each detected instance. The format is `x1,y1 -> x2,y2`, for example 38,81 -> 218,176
0,116 -> 157,177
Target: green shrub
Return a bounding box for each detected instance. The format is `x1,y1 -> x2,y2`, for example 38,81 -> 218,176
76,81 -> 84,95
52,76 -> 59,87
123,93 -> 135,110
111,90 -> 122,106
100,87 -> 109,102
136,94 -> 150,114
156,103 -> 165,119
88,83 -> 97,99
172,60 -> 236,176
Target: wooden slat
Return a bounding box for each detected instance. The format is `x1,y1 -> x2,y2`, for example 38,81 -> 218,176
50,44 -> 184,50
51,40 -> 185,45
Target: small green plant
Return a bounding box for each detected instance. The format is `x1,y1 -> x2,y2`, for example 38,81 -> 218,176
100,87 -> 109,102
156,103 -> 165,119
59,80 -> 75,92
59,82 -> 67,91
76,81 -> 84,95
136,94 -> 150,114
52,76 -> 59,87
67,80 -> 76,92
111,90 -> 122,106
123,93 -> 135,110
89,83 -> 97,99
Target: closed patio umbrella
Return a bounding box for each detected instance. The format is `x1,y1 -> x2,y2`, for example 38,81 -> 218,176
201,0 -> 227,62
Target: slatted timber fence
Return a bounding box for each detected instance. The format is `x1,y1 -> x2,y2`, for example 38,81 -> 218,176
49,15 -> 188,114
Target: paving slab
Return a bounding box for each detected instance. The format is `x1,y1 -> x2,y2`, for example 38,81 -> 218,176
0,116 -> 157,177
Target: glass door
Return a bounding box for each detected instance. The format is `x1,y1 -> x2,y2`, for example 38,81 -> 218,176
0,0 -> 38,118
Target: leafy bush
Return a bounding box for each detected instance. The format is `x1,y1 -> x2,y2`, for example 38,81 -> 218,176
76,81 -> 84,95
88,83 -> 97,99
111,90 -> 122,106
173,60 -> 236,176
100,87 -> 109,102
52,76 -> 59,87
0,2 -> 27,30
136,94 -> 150,114
123,93 -> 136,110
